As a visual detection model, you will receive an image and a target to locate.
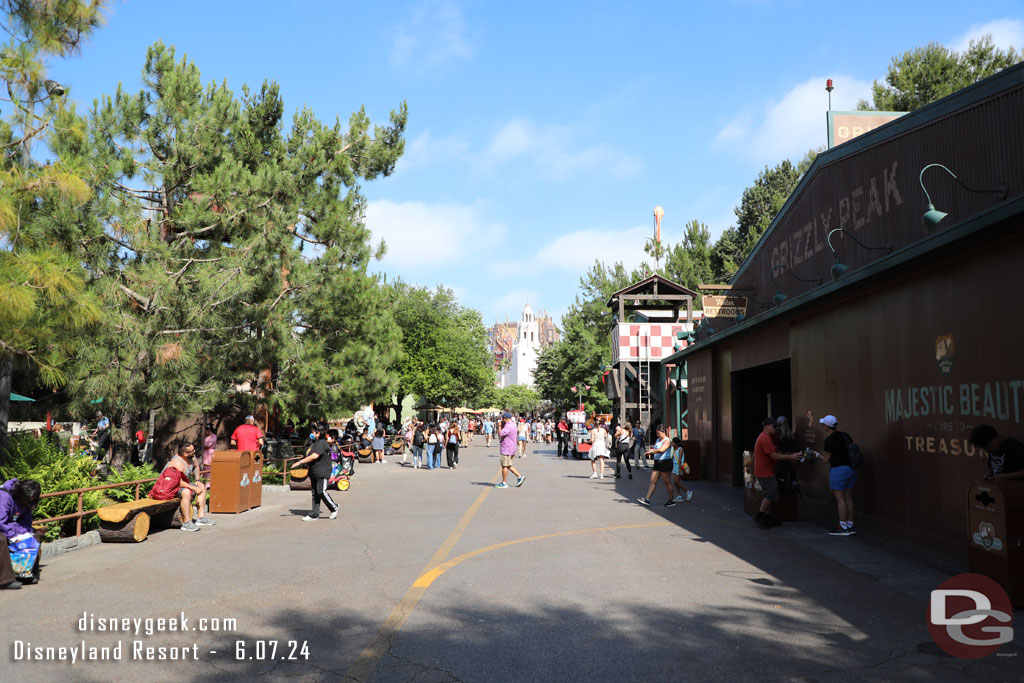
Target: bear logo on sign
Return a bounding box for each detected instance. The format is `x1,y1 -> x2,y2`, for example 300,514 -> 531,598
935,334 -> 955,375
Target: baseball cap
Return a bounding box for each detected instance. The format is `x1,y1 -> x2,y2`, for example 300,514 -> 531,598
502,412 -> 512,419
762,417 -> 776,427
245,415 -> 255,421
819,415 -> 838,427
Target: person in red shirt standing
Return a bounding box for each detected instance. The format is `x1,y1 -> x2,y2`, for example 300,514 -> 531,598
753,417 -> 801,529
230,415 -> 265,452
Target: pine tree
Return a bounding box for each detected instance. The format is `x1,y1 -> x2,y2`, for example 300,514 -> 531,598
0,0 -> 106,461
50,42 -> 407,464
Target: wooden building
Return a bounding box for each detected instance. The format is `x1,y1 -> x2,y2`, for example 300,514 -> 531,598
662,62 -> 1024,548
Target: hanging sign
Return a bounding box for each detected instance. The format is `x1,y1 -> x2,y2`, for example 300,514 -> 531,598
701,295 -> 748,318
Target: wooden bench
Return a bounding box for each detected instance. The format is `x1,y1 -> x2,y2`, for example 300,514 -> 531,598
97,498 -> 182,543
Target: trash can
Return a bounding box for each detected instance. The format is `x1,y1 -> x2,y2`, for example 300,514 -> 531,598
210,450 -> 252,514
967,480 -> 1024,606
247,449 -> 263,509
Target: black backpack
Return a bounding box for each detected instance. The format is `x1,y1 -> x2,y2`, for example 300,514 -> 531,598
844,434 -> 864,469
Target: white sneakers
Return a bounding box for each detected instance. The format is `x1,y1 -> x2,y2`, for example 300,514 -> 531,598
589,473 -> 598,479
329,510 -> 338,520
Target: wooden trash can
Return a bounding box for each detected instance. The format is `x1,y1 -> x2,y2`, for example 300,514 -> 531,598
210,450 -> 252,514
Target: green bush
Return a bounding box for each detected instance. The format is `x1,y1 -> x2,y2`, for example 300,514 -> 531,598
0,434 -> 104,541
101,463 -> 158,503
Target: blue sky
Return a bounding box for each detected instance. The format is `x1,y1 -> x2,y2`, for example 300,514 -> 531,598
49,1 -> 1024,327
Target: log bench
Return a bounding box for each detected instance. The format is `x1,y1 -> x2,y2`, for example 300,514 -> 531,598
97,498 -> 183,543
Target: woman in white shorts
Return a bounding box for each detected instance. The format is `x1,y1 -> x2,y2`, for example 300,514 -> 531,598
589,421 -> 610,479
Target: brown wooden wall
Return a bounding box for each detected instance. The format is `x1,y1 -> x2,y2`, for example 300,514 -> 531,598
787,226 -> 1024,542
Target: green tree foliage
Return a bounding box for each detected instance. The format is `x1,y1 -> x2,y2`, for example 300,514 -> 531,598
532,261 -> 624,414
859,36 -> 1021,112
495,384 -> 540,415
663,220 -> 715,293
50,42 -> 407,464
391,282 -> 494,411
0,0 -> 107,460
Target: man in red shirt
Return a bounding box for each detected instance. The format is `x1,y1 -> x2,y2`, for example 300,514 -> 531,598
753,417 -> 801,529
230,415 -> 265,452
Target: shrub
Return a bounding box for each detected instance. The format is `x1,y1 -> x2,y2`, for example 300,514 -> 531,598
101,463 -> 158,503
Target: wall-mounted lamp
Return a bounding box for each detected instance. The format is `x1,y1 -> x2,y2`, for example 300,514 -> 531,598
827,229 -> 891,280
771,264 -> 821,306
919,163 -> 1007,231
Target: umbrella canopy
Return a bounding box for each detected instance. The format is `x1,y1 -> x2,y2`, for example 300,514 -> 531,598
10,392 -> 34,402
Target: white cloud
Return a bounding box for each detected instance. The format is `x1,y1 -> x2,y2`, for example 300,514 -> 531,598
390,0 -> 474,76
397,129 -> 469,172
713,75 -> 872,163
365,199 -> 505,268
951,18 -> 1024,53
479,118 -> 642,180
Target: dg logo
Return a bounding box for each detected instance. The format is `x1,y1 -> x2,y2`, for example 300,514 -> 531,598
928,573 -> 1014,658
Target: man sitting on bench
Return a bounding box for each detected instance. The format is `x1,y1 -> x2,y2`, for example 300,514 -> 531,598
150,442 -> 215,533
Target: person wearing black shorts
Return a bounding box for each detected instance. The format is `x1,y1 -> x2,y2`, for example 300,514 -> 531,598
636,426 -> 675,508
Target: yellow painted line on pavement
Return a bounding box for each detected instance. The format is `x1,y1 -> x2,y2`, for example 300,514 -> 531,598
413,522 -> 671,588
344,471 -> 499,682
345,496 -> 670,682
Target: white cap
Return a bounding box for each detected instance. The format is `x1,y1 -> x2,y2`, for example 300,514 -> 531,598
819,415 -> 838,428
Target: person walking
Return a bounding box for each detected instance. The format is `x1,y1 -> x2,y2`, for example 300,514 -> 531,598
671,437 -> 693,502
483,418 -> 494,447
495,413 -> 525,489
425,425 -> 439,470
517,419 -> 529,457
589,421 -> 611,479
412,422 -> 426,469
293,429 -> 339,521
819,415 -> 858,535
636,426 -> 676,508
614,422 -> 633,479
446,421 -> 461,469
632,422 -> 649,469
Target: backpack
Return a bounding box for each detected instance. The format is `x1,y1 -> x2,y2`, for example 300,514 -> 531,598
844,434 -> 864,469
413,430 -> 425,448
775,461 -> 800,495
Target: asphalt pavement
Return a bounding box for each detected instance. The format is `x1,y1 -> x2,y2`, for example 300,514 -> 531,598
3,440 -> 1021,682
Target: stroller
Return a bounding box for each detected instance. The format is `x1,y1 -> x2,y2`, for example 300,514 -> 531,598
329,437 -> 356,491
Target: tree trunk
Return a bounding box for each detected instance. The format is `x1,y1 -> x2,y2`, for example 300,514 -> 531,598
98,511 -> 151,543
0,354 -> 12,466
394,391 -> 405,426
109,411 -> 135,469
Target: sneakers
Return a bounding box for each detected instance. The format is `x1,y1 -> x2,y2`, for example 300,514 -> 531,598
301,515 -> 319,521
847,525 -> 856,535
181,521 -> 200,532
664,500 -> 677,508
628,472 -> 632,480
329,510 -> 338,520
515,476 -> 525,487
195,517 -> 216,526
829,526 -> 855,536
686,491 -> 694,502
494,482 -> 509,488
636,497 -> 651,506
753,513 -> 769,529
673,495 -> 685,502
589,473 -> 598,479
1,580 -> 23,590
